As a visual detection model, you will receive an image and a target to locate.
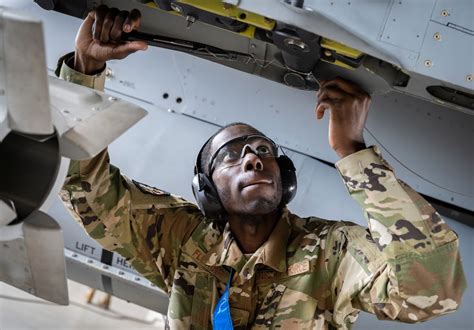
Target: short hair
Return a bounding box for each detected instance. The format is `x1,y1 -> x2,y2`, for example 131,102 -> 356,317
198,122 -> 265,176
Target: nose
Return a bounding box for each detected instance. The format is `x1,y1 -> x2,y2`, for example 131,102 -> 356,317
241,146 -> 263,172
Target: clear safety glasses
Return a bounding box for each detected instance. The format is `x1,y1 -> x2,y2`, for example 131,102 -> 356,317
208,135 -> 278,174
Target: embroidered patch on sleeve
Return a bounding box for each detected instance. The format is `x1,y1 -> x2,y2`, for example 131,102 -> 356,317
132,180 -> 170,196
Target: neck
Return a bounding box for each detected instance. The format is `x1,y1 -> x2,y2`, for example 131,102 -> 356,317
227,209 -> 281,254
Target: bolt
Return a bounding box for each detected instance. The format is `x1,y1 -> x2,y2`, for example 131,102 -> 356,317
433,32 -> 441,41
92,106 -> 100,111
87,259 -> 93,263
62,109 -> 70,114
135,277 -> 141,281
3,243 -> 9,248
170,3 -> 182,13
105,68 -> 113,78
167,109 -> 175,113
72,253 -> 77,257
466,74 -> 473,82
223,3 -> 232,10
108,96 -> 117,102
324,50 -> 332,57
74,117 -> 82,122
118,271 -> 125,275
441,10 -> 449,17
424,59 -> 433,67
185,15 -> 196,29
250,44 -> 256,49
103,265 -> 109,270
264,17 -> 273,24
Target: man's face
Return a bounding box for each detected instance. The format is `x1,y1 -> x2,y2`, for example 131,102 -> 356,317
210,125 -> 283,216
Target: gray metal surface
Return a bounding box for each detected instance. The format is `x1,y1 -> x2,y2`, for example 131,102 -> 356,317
65,248 -> 169,314
26,0 -> 474,111
380,0 -> 434,53
0,211 -> 68,305
416,20 -> 474,89
23,210 -> 68,305
0,237 -> 34,296
0,10 -> 53,135
236,0 -> 474,92
49,75 -> 148,160
431,0 -> 474,33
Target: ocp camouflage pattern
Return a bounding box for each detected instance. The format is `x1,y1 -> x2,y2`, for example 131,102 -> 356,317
59,56 -> 466,329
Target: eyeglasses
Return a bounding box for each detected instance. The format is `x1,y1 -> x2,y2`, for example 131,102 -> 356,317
208,135 -> 278,174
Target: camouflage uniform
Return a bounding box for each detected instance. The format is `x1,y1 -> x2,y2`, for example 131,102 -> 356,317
59,55 -> 466,329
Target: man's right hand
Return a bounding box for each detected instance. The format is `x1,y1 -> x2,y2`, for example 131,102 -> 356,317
74,5 -> 148,75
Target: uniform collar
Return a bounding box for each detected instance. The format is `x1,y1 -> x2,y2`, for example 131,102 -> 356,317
203,208 -> 292,276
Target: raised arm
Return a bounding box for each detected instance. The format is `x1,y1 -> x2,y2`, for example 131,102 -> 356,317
316,78 -> 466,324
60,6 -> 202,292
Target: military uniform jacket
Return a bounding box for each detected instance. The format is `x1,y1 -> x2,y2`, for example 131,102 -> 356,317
59,55 -> 466,329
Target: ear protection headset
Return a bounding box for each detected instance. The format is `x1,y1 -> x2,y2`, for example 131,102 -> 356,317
191,133 -> 297,223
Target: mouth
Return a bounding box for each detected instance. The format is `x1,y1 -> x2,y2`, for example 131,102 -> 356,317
241,179 -> 273,189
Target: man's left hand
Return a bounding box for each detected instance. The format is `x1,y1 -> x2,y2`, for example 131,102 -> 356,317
315,78 -> 371,158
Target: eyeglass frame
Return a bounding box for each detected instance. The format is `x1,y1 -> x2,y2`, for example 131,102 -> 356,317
207,134 -> 279,176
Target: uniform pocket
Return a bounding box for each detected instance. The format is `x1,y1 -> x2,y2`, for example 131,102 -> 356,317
191,273 -> 214,329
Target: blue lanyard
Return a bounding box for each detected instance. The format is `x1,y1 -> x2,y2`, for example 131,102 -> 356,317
213,268 -> 235,330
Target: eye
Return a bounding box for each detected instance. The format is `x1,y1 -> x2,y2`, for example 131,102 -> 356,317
256,145 -> 271,156
222,149 -> 240,162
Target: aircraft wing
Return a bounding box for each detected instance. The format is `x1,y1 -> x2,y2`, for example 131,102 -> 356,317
35,0 -> 474,115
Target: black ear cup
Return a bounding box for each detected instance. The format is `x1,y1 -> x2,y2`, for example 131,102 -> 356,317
277,155 -> 297,205
192,172 -> 225,223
